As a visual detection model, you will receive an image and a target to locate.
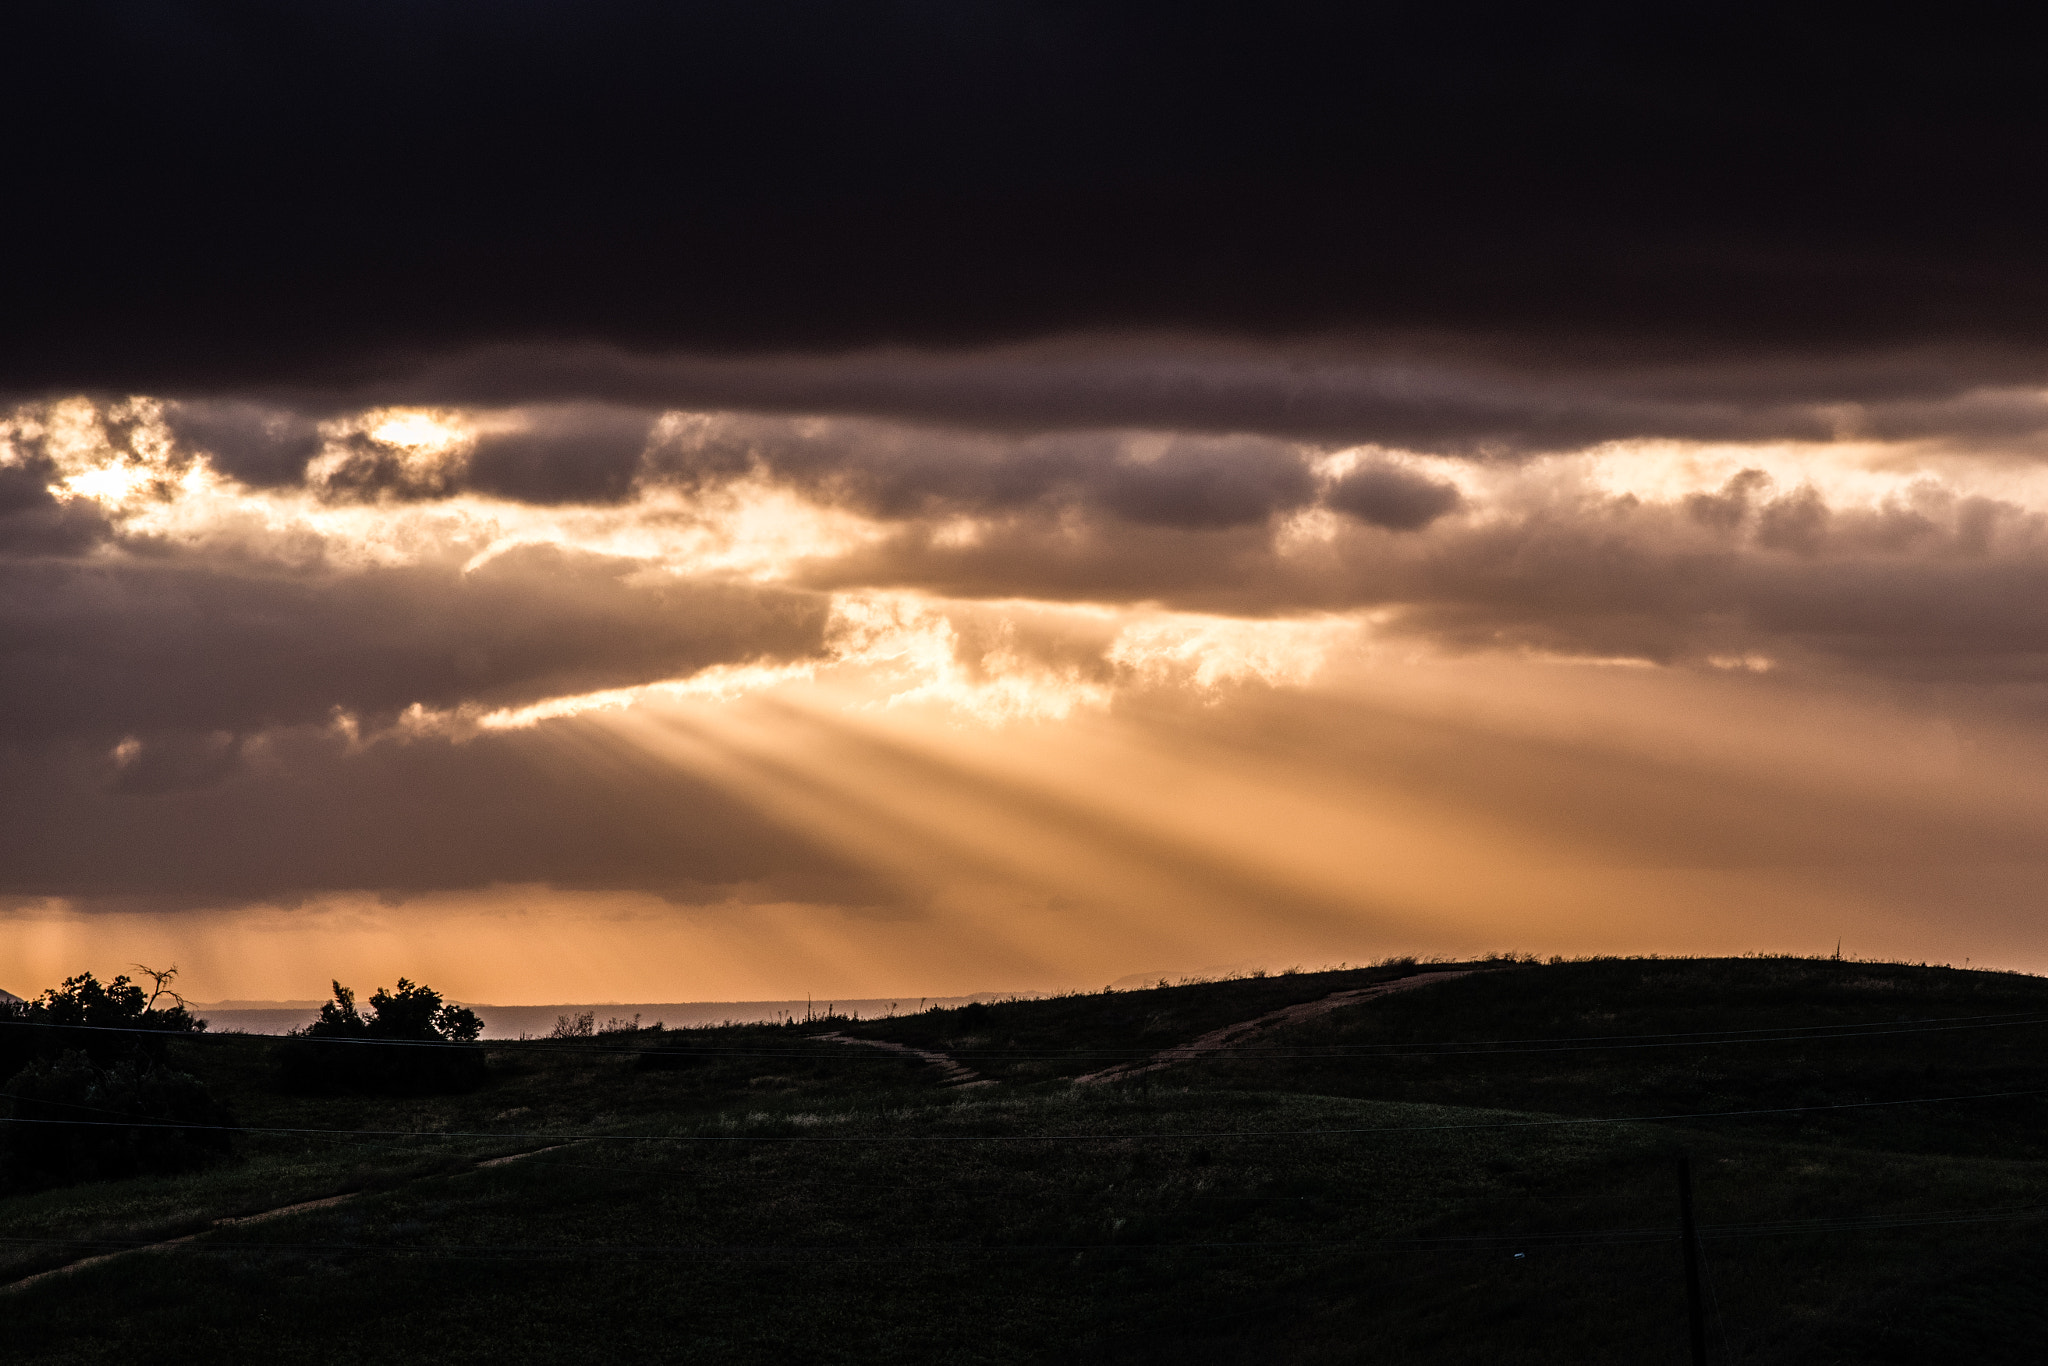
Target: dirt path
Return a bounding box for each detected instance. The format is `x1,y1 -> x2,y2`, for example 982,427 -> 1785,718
2,1141 -> 577,1293
813,1031 -> 988,1087
1072,970 -> 1475,1086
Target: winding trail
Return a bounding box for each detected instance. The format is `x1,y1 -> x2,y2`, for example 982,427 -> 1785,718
812,1031 -> 987,1087
7,971 -> 1473,1288
1073,971 -> 1475,1086
1,1142 -> 577,1293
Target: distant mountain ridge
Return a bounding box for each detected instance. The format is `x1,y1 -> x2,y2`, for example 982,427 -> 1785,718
189,1000 -> 328,1010
189,993 -> 1036,1039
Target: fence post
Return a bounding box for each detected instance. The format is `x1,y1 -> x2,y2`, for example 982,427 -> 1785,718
1679,1153 -> 1708,1366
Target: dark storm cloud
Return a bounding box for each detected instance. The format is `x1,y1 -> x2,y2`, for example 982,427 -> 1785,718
161,401 -> 657,503
1327,461 -> 1463,531
1101,445 -> 1316,530
1406,494 -> 2048,683
155,400 -> 1332,528
160,402 -> 324,488
466,407 -> 657,504
108,731 -> 244,797
646,416 -> 1321,529
28,392 -> 2048,741
809,471 -> 2048,685
0,541 -> 830,752
9,4 -> 2048,394
0,469 -> 108,556
0,724 -> 894,909
304,343 -> 2048,457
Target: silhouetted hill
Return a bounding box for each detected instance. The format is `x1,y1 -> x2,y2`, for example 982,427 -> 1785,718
8,955 -> 2047,1363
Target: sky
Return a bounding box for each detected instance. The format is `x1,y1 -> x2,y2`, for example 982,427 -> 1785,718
8,3 -> 2048,1003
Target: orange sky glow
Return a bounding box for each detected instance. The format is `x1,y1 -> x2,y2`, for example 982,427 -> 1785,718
8,391 -> 2048,1002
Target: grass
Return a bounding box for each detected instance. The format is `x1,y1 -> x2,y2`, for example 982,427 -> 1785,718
6,955 -> 2048,1362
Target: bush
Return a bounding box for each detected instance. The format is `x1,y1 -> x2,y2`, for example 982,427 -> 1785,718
0,968 -> 206,1082
276,978 -> 488,1094
551,1011 -> 595,1039
0,967 -> 226,1189
2,1050 -> 235,1190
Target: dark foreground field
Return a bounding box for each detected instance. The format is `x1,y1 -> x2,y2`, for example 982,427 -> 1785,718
8,955 -> 2048,1364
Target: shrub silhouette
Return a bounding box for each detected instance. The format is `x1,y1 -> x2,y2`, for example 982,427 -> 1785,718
0,968 -> 206,1081
277,978 -> 487,1094
2,1050 -> 235,1190
310,979 -> 484,1043
550,1011 -> 595,1039
0,968 -> 225,1190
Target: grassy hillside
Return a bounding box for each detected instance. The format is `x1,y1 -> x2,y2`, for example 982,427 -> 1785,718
6,956 -> 2048,1363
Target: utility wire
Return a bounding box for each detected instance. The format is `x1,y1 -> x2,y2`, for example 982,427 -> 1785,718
6,1008 -> 2044,1060
3,1084 -> 2042,1145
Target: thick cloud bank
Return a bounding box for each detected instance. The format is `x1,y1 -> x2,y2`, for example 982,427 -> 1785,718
11,396 -> 2048,758
11,7 -> 2048,982
11,389 -> 2048,983
11,4 -> 2048,389
140,342 -> 2048,465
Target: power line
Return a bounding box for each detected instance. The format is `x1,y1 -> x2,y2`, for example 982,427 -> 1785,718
6,1008 -> 2044,1060
3,1083 -> 2042,1146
